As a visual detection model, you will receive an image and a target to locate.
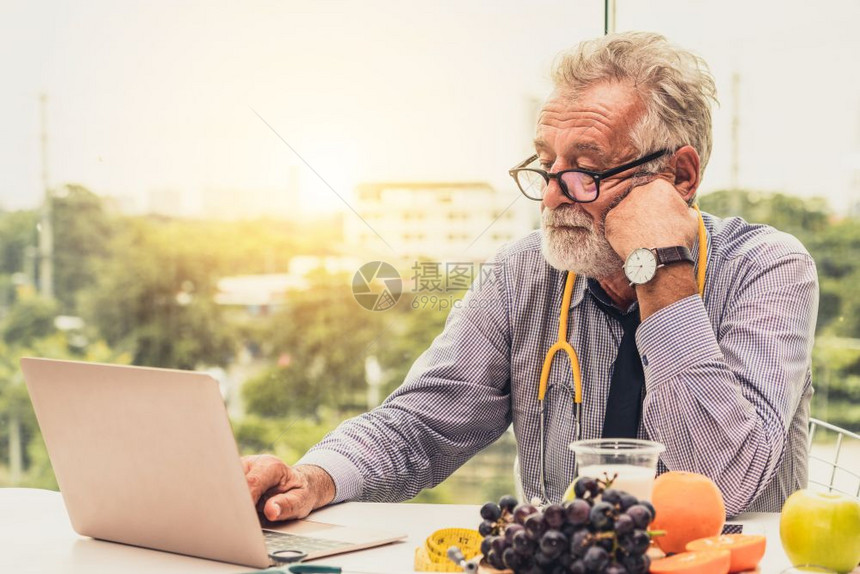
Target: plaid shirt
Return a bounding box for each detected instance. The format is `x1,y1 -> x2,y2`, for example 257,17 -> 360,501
298,212 -> 818,516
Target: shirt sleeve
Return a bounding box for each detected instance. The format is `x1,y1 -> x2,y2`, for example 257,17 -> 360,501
296,257 -> 513,503
636,250 -> 818,517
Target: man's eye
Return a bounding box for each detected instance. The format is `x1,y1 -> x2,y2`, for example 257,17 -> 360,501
538,160 -> 553,170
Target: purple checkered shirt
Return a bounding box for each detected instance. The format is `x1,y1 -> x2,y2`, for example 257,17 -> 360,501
297,212 -> 818,517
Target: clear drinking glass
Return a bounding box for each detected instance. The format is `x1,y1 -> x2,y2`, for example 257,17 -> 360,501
568,439 -> 665,501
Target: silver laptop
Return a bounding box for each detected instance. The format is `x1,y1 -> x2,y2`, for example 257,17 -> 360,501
20,357 -> 406,568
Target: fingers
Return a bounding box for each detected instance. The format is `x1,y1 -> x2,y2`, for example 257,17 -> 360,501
605,178 -> 697,258
263,489 -> 315,521
242,455 -> 320,522
243,454 -> 289,504
241,456 -> 255,474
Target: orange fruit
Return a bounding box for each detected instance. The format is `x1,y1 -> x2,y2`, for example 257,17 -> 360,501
686,534 -> 766,572
650,471 -> 726,554
649,549 -> 732,574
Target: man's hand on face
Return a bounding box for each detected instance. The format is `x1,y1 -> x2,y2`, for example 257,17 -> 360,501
242,455 -> 336,522
603,176 -> 699,261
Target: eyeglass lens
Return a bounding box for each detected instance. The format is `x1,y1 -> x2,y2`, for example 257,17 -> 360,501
516,170 -> 547,199
516,170 -> 598,202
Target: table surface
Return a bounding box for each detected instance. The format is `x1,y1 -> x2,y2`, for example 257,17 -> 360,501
0,487 -> 817,574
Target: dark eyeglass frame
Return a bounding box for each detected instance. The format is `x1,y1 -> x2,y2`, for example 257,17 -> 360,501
508,148 -> 671,203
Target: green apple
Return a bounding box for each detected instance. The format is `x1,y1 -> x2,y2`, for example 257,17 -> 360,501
780,488 -> 860,573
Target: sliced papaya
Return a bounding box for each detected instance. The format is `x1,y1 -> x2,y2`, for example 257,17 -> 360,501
686,534 -> 766,572
649,549 -> 731,574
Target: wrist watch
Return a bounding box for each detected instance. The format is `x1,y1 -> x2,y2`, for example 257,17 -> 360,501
623,246 -> 694,286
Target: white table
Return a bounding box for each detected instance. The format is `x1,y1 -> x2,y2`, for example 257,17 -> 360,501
0,487 -> 799,573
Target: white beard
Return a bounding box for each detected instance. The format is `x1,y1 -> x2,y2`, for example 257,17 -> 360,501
540,205 -> 623,279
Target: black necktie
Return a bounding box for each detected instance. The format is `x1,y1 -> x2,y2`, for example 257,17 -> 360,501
590,285 -> 644,438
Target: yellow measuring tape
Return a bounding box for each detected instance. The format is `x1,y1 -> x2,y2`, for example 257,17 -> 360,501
413,528 -> 482,572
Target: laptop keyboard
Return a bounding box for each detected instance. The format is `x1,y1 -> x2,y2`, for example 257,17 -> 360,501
263,529 -> 352,555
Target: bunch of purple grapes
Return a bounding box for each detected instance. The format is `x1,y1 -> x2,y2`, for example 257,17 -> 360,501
477,476 -> 656,573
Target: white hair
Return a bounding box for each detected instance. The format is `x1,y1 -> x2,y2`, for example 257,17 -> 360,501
551,31 -> 718,197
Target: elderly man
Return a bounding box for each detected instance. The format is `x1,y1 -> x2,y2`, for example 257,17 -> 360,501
244,31 -> 818,520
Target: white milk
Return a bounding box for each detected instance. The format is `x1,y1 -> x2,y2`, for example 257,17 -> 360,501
577,463 -> 656,501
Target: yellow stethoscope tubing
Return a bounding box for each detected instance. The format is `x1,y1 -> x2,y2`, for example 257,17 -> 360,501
533,207 -> 708,503
537,274 -> 581,403
694,204 -> 707,296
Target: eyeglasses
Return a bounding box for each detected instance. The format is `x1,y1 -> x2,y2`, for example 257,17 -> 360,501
508,149 -> 670,203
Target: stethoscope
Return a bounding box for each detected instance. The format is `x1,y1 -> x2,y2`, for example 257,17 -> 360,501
534,206 -> 709,504
268,549 -> 343,573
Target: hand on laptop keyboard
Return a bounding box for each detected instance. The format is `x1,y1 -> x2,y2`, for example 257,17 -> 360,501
243,454 -> 336,521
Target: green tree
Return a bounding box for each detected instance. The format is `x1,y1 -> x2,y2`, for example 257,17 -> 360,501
242,361 -> 323,418
1,294 -> 58,346
51,185 -> 114,314
242,271 -> 384,419
0,186 -> 115,315
0,210 -> 38,307
80,217 -> 236,369
699,189 -> 829,239
0,210 -> 37,275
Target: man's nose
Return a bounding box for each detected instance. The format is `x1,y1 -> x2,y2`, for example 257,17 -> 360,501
541,175 -> 575,210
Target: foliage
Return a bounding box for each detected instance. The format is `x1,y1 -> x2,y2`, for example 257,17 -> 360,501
232,413 -> 344,465
79,217 -> 237,369
0,211 -> 38,309
1,293 -> 58,346
699,189 -> 829,238
242,365 -> 323,419
0,209 -> 37,287
52,185 -> 115,314
241,272 -> 387,419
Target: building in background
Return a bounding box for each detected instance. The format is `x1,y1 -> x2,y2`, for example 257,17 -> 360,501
346,181 -> 537,263
215,255 -> 362,318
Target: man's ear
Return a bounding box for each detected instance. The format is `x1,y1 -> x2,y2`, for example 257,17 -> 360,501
671,145 -> 700,203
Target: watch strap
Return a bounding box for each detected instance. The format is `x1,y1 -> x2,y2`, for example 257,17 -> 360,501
653,245 -> 694,267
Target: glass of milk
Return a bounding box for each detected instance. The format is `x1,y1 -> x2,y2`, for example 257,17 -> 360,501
568,439 -> 665,501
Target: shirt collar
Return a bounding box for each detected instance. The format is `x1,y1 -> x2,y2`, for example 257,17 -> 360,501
567,272 -> 587,309
585,277 -> 639,317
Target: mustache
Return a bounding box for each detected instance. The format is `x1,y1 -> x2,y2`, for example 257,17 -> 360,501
542,205 -> 594,228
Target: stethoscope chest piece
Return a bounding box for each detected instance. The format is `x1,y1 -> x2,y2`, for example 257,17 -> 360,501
269,548 -> 308,564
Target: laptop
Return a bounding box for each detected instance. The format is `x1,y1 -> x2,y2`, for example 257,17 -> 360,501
20,357 -> 406,568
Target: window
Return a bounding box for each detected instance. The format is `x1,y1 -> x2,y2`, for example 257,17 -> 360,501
2,1 -> 855,506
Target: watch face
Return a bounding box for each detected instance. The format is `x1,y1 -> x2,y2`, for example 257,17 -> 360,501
624,248 -> 657,285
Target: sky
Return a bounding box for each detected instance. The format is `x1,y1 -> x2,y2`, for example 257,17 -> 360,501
2,0 -> 859,215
